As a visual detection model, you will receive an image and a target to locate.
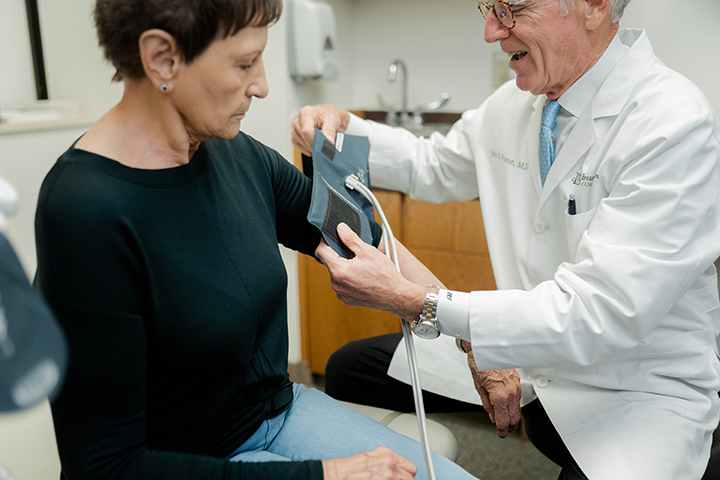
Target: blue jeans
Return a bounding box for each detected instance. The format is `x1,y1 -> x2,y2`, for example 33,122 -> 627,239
227,384 -> 477,480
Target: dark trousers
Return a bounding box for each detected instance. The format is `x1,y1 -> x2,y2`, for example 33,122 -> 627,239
325,332 -> 482,413
325,332 -> 588,480
522,399 -> 589,480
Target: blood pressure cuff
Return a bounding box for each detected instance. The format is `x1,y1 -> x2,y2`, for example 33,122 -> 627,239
0,233 -> 66,412
306,127 -> 377,258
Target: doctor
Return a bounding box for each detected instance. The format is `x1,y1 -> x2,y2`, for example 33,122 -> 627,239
293,0 -> 720,478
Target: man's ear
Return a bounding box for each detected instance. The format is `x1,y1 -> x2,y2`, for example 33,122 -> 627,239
583,0 -> 611,30
139,29 -> 182,89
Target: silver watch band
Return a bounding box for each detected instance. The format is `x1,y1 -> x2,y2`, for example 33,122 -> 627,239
455,334 -> 468,354
419,284 -> 439,324
411,285 -> 441,340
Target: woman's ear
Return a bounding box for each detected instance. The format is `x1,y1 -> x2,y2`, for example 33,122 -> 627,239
139,29 -> 182,90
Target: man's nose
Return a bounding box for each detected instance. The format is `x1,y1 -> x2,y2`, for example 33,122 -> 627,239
484,11 -> 510,43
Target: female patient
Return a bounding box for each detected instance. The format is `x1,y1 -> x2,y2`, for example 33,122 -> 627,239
34,1 -> 476,479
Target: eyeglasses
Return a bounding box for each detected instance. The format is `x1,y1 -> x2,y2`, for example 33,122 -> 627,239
478,1 -> 526,30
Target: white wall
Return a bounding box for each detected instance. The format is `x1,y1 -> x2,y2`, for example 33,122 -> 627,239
0,0 -> 37,110
345,0 -> 720,116
37,0 -> 123,118
621,0 -> 720,114
0,401 -> 60,480
0,0 -> 122,117
349,0 -> 495,114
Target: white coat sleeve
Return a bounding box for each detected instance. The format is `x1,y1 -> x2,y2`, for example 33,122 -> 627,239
345,111 -> 483,203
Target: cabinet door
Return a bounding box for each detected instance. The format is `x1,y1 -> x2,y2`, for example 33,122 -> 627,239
402,198 -> 496,292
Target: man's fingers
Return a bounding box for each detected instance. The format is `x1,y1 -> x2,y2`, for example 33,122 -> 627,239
291,105 -> 348,157
321,125 -> 338,146
315,237 -> 340,265
476,386 -> 495,424
508,392 -> 522,430
336,222 -> 364,254
291,109 -> 323,156
493,406 -> 511,438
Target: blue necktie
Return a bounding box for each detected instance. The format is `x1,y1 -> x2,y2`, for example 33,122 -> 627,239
539,99 -> 561,185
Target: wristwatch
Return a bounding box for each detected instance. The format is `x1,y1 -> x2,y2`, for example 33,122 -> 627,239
455,334 -> 468,354
411,285 -> 441,339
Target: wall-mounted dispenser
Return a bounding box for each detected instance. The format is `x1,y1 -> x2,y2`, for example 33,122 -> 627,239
286,0 -> 339,82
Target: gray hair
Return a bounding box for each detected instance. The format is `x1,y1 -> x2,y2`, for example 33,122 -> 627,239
556,0 -> 631,23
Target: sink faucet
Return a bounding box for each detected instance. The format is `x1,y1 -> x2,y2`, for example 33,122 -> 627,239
414,92 -> 451,130
379,59 -> 451,129
387,59 -> 410,124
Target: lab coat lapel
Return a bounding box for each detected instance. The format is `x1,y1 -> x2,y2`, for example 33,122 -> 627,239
537,29 -> 655,206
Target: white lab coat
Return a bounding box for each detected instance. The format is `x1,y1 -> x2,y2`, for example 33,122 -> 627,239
350,29 -> 720,479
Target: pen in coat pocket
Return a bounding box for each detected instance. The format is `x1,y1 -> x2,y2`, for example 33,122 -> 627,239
568,194 -> 577,215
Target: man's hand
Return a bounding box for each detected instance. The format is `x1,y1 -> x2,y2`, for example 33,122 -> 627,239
322,446 -> 417,480
464,340 -> 521,438
315,223 -> 426,322
292,105 -> 351,156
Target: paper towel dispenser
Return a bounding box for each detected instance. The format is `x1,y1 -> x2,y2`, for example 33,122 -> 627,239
287,0 -> 339,82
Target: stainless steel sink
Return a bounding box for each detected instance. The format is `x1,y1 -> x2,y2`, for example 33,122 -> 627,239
363,111 -> 459,137
400,121 -> 453,137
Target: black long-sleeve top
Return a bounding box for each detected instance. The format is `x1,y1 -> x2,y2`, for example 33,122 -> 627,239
35,132 -> 378,480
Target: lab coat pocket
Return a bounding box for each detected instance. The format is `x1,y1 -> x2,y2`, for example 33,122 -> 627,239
564,203 -> 598,260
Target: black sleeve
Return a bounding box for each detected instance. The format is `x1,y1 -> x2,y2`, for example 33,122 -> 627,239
35,163 -> 324,480
268,150 -> 383,253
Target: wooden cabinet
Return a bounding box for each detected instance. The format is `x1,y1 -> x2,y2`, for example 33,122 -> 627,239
401,197 -> 496,293
295,127 -> 497,375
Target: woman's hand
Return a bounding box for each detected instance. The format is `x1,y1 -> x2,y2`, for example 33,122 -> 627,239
464,341 -> 522,438
315,223 -> 426,323
291,105 -> 351,156
322,446 -> 417,480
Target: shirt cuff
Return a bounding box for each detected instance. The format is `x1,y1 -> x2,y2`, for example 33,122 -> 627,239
345,113 -> 373,138
437,289 -> 471,340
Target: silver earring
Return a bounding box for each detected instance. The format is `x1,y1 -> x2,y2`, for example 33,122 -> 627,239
160,84 -> 170,92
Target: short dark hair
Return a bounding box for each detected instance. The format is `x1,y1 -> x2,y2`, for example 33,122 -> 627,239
94,0 -> 283,82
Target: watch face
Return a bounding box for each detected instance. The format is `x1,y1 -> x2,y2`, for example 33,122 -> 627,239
412,322 -> 440,339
